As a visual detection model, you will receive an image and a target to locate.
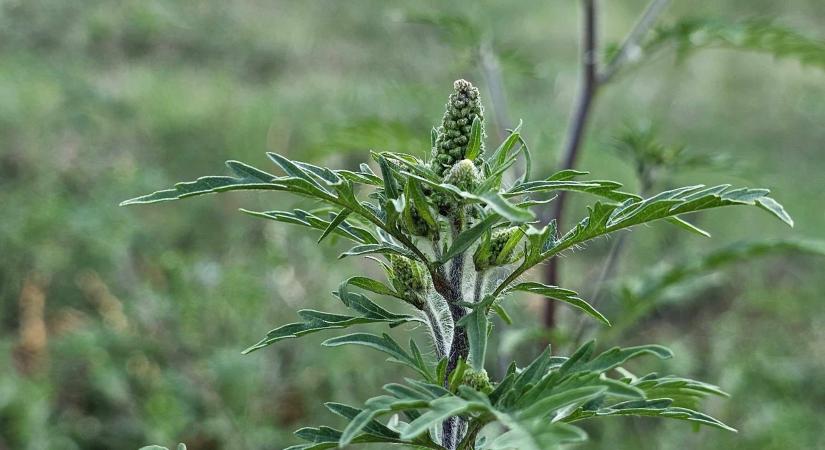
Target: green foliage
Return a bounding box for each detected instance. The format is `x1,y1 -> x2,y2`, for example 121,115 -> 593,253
242,287 -> 418,355
611,123 -> 730,189
508,282 -> 610,326
602,238 -> 825,339
3,3 -> 823,450
124,80 -> 794,449
625,238 -> 825,306
647,18 -> 825,70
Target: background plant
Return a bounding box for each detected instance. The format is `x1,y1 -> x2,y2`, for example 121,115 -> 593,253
2,1 -> 824,449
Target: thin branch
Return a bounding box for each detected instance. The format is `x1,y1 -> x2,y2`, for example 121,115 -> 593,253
561,0 -> 599,172
599,0 -> 672,84
543,0 -> 598,328
541,0 -> 670,330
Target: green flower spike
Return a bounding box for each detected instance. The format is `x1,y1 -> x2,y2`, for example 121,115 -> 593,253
431,79 -> 485,176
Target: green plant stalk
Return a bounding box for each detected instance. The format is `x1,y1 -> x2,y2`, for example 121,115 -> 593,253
444,212 -> 469,448
122,78 -> 792,450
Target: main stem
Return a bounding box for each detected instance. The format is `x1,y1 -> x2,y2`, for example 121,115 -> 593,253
543,0 -> 599,328
441,214 -> 469,449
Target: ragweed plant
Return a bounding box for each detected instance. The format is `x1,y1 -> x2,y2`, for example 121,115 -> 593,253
123,80 -> 793,450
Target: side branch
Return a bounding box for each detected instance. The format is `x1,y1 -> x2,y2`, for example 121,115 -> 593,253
599,0 -> 671,84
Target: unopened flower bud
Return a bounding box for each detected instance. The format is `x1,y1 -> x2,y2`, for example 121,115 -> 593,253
490,227 -> 519,263
475,227 -> 521,270
462,369 -> 493,393
444,159 -> 480,192
403,198 -> 436,238
389,255 -> 426,306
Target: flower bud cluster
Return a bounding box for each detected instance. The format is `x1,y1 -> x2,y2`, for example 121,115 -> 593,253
389,255 -> 426,307
404,204 -> 431,237
444,159 -> 481,192
429,190 -> 455,217
474,226 -> 521,270
431,79 -> 485,177
462,368 -> 493,393
490,227 -> 519,262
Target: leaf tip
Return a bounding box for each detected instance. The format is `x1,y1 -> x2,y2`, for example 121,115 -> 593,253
656,345 -> 675,359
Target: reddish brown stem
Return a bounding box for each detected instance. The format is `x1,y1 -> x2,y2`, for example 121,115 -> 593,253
543,0 -> 599,328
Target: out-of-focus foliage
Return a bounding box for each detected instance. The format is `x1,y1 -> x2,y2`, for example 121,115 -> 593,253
604,238 -> 825,339
646,18 -> 825,70
1,0 -> 824,449
611,123 -> 731,191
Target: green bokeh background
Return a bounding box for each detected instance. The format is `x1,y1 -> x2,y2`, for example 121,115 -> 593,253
1,1 -> 823,449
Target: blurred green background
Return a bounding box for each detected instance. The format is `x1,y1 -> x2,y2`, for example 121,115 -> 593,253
1,1 -> 824,449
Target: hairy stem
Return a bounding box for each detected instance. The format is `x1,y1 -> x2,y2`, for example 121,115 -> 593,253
430,239 -> 457,301
423,299 -> 448,359
456,420 -> 486,450
447,213 -> 468,376
431,264 -> 459,302
449,255 -> 465,298
473,271 -> 486,304
443,213 -> 469,449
